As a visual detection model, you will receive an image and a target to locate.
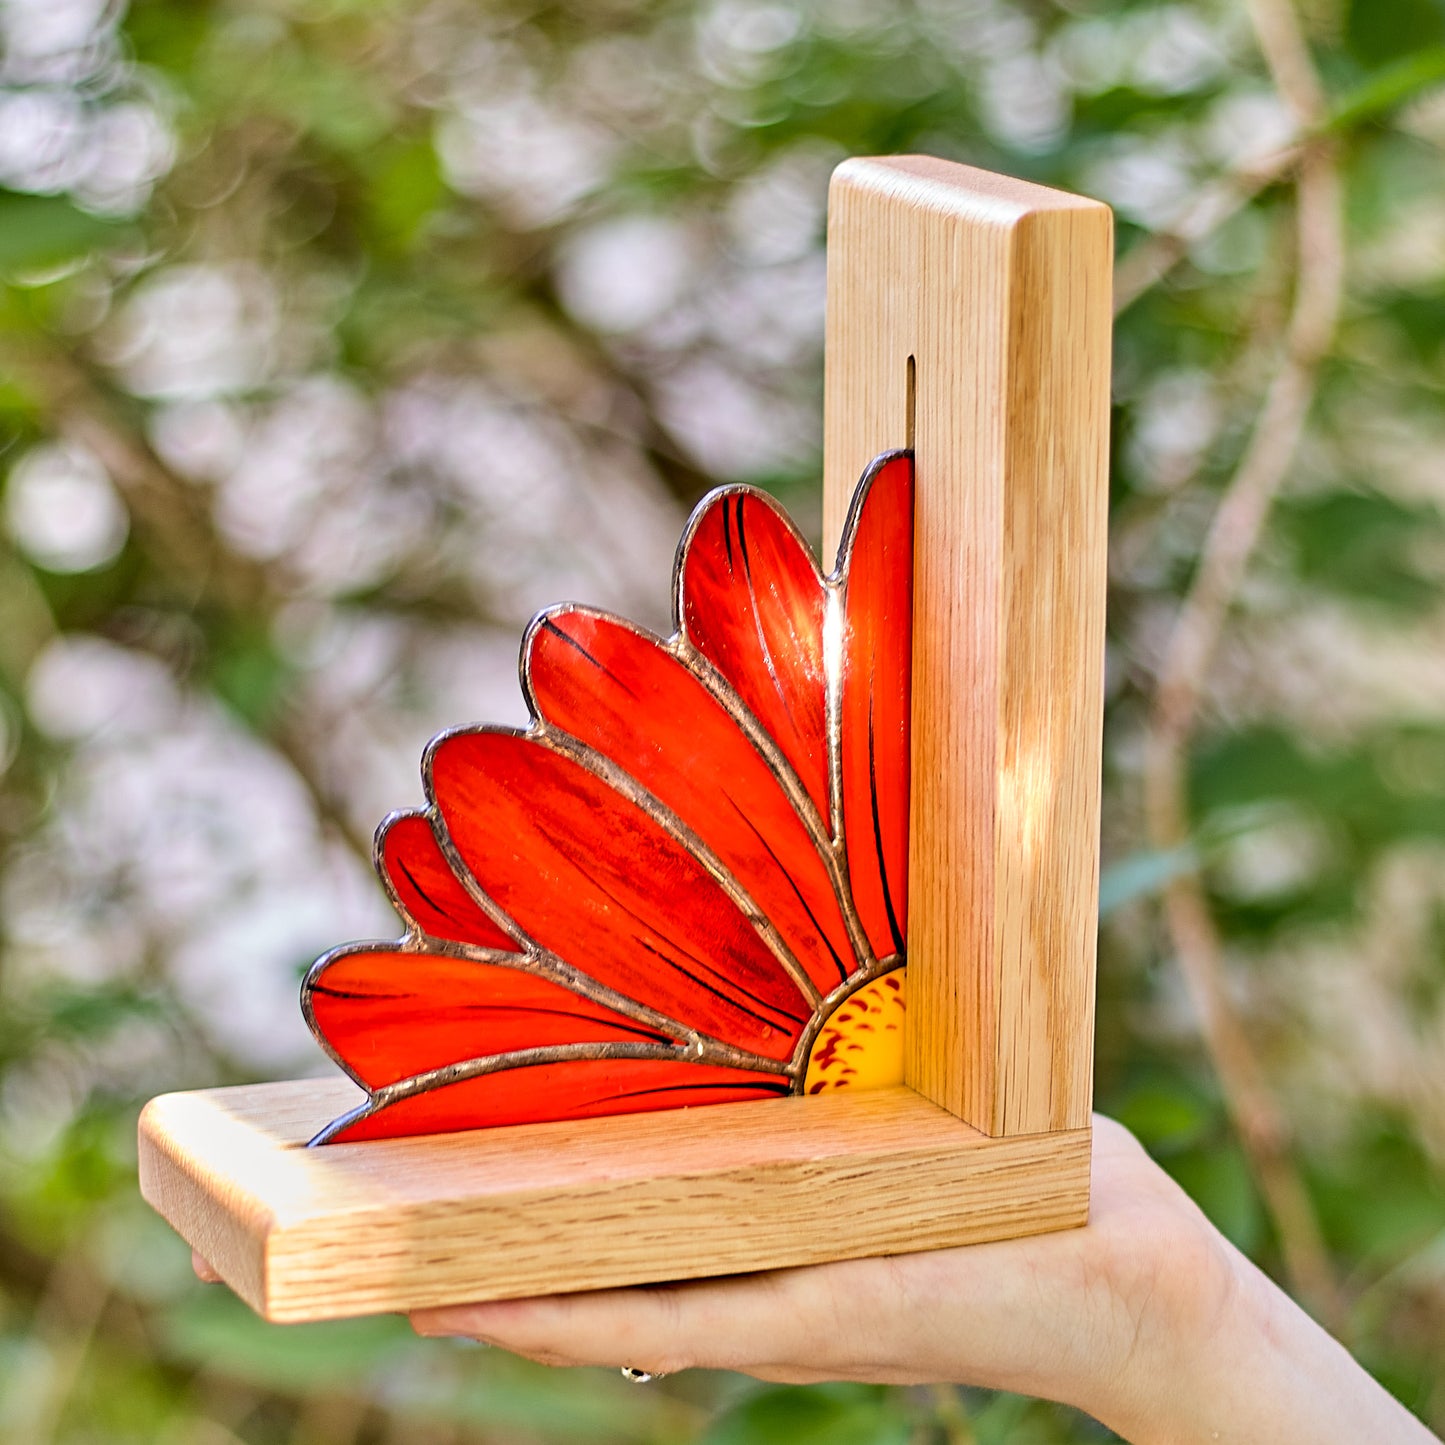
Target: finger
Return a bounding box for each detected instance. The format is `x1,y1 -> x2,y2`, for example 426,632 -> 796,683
410,1114 -> 1193,1401
412,1265 -> 861,1377
192,1251 -> 222,1284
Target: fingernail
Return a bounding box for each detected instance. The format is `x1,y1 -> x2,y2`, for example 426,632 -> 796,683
411,1310 -> 491,1341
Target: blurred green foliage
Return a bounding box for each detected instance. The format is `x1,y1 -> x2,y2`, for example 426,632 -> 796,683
1,0 -> 1444,1441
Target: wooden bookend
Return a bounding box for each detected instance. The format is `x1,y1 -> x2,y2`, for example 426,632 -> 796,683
139,157 -> 1112,1324
825,158 -> 1111,1135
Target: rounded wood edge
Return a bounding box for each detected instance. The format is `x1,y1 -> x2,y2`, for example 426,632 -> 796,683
830,154 -> 1109,226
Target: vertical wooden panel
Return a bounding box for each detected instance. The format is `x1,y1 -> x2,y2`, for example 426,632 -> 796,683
823,156 -> 1111,1136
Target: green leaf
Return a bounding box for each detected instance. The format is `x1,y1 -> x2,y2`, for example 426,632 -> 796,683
701,1384 -> 913,1445
970,1390 -> 1101,1443
1373,287 -> 1445,366
0,191 -> 123,274
1099,847 -> 1197,917
430,1355 -> 692,1439
1344,0 -> 1445,68
1114,1080 -> 1217,1153
1328,46 -> 1445,131
1276,485 -> 1445,615
1190,728 -> 1356,815
1312,1118 -> 1445,1263
1168,1141 -> 1264,1253
208,626 -> 294,729
161,1289 -> 422,1390
365,138 -> 447,251
38,979 -> 168,1038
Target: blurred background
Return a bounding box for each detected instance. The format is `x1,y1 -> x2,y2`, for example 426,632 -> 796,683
0,0 -> 1442,1439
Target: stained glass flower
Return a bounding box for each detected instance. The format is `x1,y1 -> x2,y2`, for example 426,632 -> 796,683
304,451 -> 913,1144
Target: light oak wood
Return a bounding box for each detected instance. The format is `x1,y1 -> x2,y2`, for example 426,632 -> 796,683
140,1078 -> 1091,1323
823,156 -> 1111,1137
137,157 -> 1108,1320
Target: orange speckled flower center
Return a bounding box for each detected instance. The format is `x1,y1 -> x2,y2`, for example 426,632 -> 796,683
803,970 -> 906,1094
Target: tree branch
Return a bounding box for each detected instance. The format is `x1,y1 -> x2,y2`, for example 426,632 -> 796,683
1142,0 -> 1347,1328
1113,142 -> 1304,316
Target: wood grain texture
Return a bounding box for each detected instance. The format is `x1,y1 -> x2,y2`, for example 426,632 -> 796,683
823,156 -> 1111,1136
140,1078 -> 1091,1322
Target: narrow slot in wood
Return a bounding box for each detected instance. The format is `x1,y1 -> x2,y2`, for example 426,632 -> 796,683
823,156 -> 1112,1136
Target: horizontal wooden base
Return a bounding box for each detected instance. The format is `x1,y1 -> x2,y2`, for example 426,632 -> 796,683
139,1079 -> 1091,1323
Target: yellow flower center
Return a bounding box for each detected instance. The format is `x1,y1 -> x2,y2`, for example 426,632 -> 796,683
802,969 -> 905,1094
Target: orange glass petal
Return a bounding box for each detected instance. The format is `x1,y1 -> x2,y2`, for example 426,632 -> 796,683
307,947 -> 676,1090
528,607 -> 855,994
678,491 -> 830,821
430,730 -> 812,1059
379,811 -> 516,951
322,1060 -> 792,1144
840,452 -> 914,960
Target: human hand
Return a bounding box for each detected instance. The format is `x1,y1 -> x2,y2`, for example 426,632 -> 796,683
192,1116 -> 1434,1443
403,1116 -> 1437,1445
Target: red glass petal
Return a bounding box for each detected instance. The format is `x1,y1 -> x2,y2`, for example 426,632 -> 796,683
379,812 -> 516,950
326,1059 -> 791,1143
679,491 -> 830,819
529,609 -> 856,993
430,731 -> 811,1059
840,453 -> 914,960
308,946 -> 675,1090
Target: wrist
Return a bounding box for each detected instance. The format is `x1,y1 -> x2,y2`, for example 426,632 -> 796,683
1088,1239 -> 1265,1443
1061,1210 -> 1250,1439
1094,1243 -> 1434,1445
